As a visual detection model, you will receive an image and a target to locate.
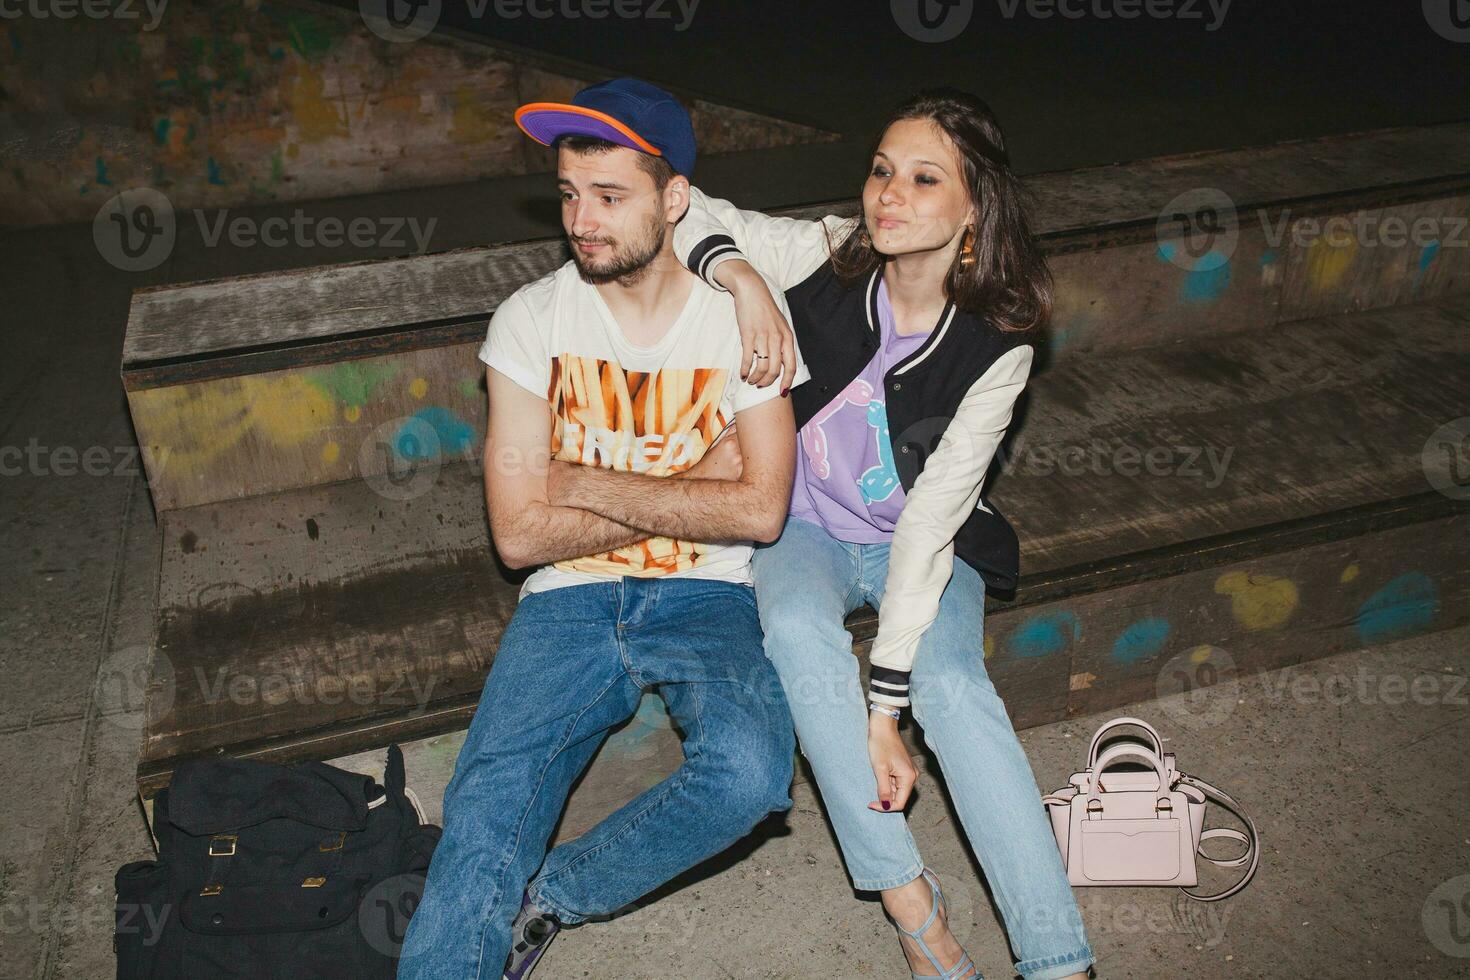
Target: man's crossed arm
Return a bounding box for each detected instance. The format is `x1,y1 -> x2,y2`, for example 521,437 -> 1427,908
484,366 -> 797,570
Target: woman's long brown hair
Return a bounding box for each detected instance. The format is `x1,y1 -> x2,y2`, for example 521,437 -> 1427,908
829,88 -> 1052,334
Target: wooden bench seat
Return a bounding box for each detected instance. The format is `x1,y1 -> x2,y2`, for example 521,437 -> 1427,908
137,294 -> 1470,795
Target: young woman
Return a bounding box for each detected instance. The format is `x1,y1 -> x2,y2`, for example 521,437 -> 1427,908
672,90 -> 1094,980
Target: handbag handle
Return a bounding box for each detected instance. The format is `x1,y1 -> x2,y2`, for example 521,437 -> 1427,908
1087,716 -> 1165,768
1085,744 -> 1172,812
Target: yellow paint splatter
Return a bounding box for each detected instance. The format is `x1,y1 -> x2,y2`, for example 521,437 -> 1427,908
129,373 -> 336,471
409,378 -> 429,399
449,87 -> 500,144
1189,645 -> 1213,665
1214,571 -> 1299,630
321,441 -> 340,464
1304,225 -> 1359,293
344,404 -> 361,423
1340,563 -> 1359,583
286,62 -> 349,142
243,375 -> 336,446
983,634 -> 995,659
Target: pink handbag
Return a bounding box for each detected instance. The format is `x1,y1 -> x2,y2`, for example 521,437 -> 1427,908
1043,717 -> 1259,902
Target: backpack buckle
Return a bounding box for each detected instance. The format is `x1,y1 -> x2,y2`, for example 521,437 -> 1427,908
318,831 -> 347,852
208,835 -> 237,857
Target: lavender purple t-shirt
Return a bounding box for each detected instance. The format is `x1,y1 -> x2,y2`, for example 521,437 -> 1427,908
788,279 -> 932,543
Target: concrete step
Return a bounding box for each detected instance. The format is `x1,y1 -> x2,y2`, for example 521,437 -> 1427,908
134,292 -> 1470,800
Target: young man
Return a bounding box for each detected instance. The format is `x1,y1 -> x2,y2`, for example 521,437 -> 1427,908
397,78 -> 810,979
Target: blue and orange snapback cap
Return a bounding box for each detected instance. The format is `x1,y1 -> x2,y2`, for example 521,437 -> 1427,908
515,77 -> 696,178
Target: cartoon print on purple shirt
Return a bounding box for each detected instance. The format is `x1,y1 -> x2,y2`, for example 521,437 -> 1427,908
801,378 -> 874,479
858,400 -> 900,504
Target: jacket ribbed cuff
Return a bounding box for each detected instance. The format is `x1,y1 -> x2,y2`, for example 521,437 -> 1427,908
869,665 -> 911,709
686,234 -> 741,288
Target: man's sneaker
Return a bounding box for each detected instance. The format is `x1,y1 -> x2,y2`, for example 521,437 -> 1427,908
503,891 -> 560,980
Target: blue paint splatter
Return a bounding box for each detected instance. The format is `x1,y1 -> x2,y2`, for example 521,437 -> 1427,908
1157,244 -> 1231,304
1182,250 -> 1231,304
1414,240 -> 1441,288
1420,241 -> 1441,272
1007,611 -> 1082,659
1260,249 -> 1279,266
206,157 -> 226,186
154,118 -> 171,145
1356,572 -> 1438,644
395,407 -> 474,460
1111,618 -> 1172,664
94,157 -> 112,187
1049,311 -> 1095,351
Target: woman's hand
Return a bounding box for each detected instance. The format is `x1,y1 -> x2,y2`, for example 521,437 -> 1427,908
867,711 -> 917,812
713,259 -> 798,393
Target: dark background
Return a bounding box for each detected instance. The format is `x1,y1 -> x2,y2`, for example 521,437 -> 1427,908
327,0 -> 1470,183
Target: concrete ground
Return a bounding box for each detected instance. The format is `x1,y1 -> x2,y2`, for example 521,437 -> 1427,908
2,395 -> 1468,977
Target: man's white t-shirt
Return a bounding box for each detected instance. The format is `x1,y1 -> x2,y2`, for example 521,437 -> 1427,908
479,261 -> 809,599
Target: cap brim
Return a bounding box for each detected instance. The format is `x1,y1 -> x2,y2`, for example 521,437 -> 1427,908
514,102 -> 664,159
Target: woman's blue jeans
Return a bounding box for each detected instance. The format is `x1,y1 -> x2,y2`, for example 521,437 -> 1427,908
751,515 -> 1094,980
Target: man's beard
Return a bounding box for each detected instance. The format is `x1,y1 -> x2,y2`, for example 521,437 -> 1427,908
570,213 -> 667,286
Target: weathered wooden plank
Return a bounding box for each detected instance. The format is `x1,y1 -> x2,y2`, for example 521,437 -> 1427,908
121,125 -> 1470,366
1058,510 -> 1470,722
139,492 -> 1469,799
1277,194 -> 1470,321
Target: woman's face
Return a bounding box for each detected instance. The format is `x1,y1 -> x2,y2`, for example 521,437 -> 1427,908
863,117 -> 974,258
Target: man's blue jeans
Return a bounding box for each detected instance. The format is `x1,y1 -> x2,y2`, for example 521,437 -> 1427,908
751,516 -> 1094,980
398,576 -> 796,979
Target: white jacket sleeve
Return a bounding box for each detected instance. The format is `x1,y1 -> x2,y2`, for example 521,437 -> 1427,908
674,186 -> 857,292
867,344 -> 1035,708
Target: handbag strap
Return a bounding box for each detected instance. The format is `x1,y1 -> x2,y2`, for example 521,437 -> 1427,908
1176,773 -> 1260,902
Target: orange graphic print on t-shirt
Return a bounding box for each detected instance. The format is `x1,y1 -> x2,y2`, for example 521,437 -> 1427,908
547,353 -> 731,576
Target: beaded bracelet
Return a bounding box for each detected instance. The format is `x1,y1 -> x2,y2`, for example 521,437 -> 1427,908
868,702 -> 901,721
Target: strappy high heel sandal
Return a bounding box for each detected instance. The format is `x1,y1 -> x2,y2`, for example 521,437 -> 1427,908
885,867 -> 979,980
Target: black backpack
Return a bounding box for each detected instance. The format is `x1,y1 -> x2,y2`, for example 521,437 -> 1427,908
114,744 -> 441,979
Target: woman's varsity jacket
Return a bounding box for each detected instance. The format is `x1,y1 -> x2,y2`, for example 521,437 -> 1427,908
673,189 -> 1036,709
